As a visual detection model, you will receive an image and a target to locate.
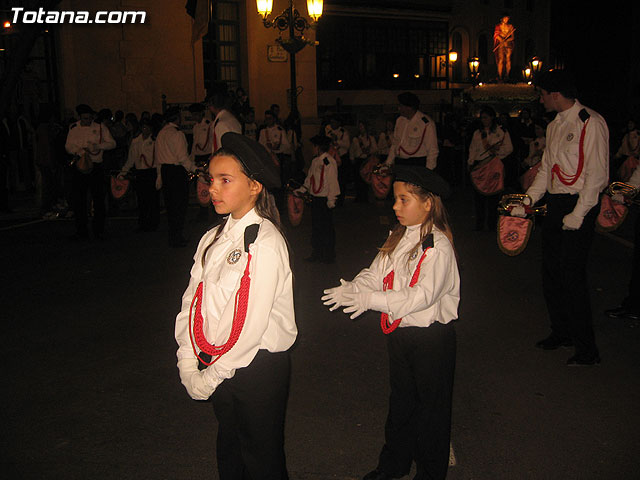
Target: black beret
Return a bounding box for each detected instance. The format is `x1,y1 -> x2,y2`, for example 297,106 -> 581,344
534,69 -> 577,97
394,165 -> 451,199
188,103 -> 205,113
220,132 -> 281,190
309,134 -> 331,148
398,92 -> 420,109
75,104 -> 94,115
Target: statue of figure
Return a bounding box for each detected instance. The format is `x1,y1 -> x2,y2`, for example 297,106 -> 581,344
493,15 -> 515,81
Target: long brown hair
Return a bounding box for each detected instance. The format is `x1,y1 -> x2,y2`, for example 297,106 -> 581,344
201,149 -> 290,268
378,182 -> 455,261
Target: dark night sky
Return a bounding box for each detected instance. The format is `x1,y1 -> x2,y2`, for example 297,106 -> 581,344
549,1 -> 636,128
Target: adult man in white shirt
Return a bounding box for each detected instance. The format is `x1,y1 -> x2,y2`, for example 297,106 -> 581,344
65,103 -> 116,239
324,115 -> 350,206
155,107 -> 195,247
259,109 -> 292,189
386,92 -> 439,170
524,70 -> 609,366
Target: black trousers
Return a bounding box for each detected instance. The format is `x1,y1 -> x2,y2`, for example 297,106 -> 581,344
161,164 -> 189,244
353,156 -> 369,202
377,324 -> 456,480
473,189 -> 500,230
541,194 -> 599,357
622,214 -> 640,312
337,154 -> 350,205
211,350 -> 291,480
133,168 -> 159,231
310,196 -> 335,261
71,162 -> 106,236
395,156 -> 427,168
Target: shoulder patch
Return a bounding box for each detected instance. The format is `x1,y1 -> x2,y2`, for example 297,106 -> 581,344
421,116 -> 429,124
69,123 -> 77,130
244,224 -> 260,253
323,158 -> 330,166
204,119 -> 210,124
277,126 -> 283,131
578,108 -> 590,122
422,233 -> 434,251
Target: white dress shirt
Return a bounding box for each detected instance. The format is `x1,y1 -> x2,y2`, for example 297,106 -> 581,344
302,152 -> 340,203
325,125 -> 351,157
467,126 -> 513,165
387,111 -> 439,169
259,125 -> 291,155
212,109 -> 242,153
155,122 -> 194,171
526,100 -> 609,225
192,118 -> 213,157
350,134 -> 378,160
65,121 -> 116,163
122,134 -> 155,173
175,208 -> 297,395
350,226 -> 460,328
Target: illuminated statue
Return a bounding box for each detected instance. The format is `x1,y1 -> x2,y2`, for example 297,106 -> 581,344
493,15 -> 515,80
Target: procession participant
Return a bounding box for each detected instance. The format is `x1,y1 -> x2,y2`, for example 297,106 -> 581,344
377,119 -> 395,158
65,103 -> 116,240
189,103 -> 213,164
296,134 -> 340,263
468,106 -> 513,231
524,69 -> 609,366
322,166 -> 458,480
350,120 -> 378,202
613,118 -> 639,182
119,119 -> 159,232
207,91 -> 242,155
155,106 -> 195,247
386,92 -> 439,170
189,102 -> 216,222
175,132 -> 296,480
259,110 -> 292,185
242,108 -> 258,141
604,163 -> 640,321
325,115 -> 351,206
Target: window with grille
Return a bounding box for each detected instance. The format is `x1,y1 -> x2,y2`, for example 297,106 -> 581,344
317,16 -> 449,90
202,0 -> 241,92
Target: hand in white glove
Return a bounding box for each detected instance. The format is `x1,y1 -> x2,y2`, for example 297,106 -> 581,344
155,176 -> 162,190
327,198 -> 336,209
178,358 -> 212,401
342,292 -> 372,320
562,213 -> 582,231
510,205 -> 527,218
611,193 -> 625,204
322,279 -> 355,311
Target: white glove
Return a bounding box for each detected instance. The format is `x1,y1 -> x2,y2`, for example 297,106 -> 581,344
611,193 -> 625,204
327,198 -> 336,209
177,358 -> 212,401
322,279 -> 355,311
510,205 -> 527,218
342,291 -> 388,320
562,213 -> 583,231
155,175 -> 162,190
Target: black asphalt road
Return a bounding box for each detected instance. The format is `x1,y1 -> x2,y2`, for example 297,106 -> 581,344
1,186 -> 638,479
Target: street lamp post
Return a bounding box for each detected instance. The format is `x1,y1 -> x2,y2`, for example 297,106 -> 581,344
256,0 -> 323,115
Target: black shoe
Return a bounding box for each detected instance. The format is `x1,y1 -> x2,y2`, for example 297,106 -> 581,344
535,335 -> 573,350
362,469 -> 394,480
604,306 -> 640,320
567,354 -> 601,366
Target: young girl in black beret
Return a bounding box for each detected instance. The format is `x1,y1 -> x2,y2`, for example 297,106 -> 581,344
323,165 -> 460,480
175,132 -> 296,479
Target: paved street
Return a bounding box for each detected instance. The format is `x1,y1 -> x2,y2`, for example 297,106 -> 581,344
1,185 -> 639,480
